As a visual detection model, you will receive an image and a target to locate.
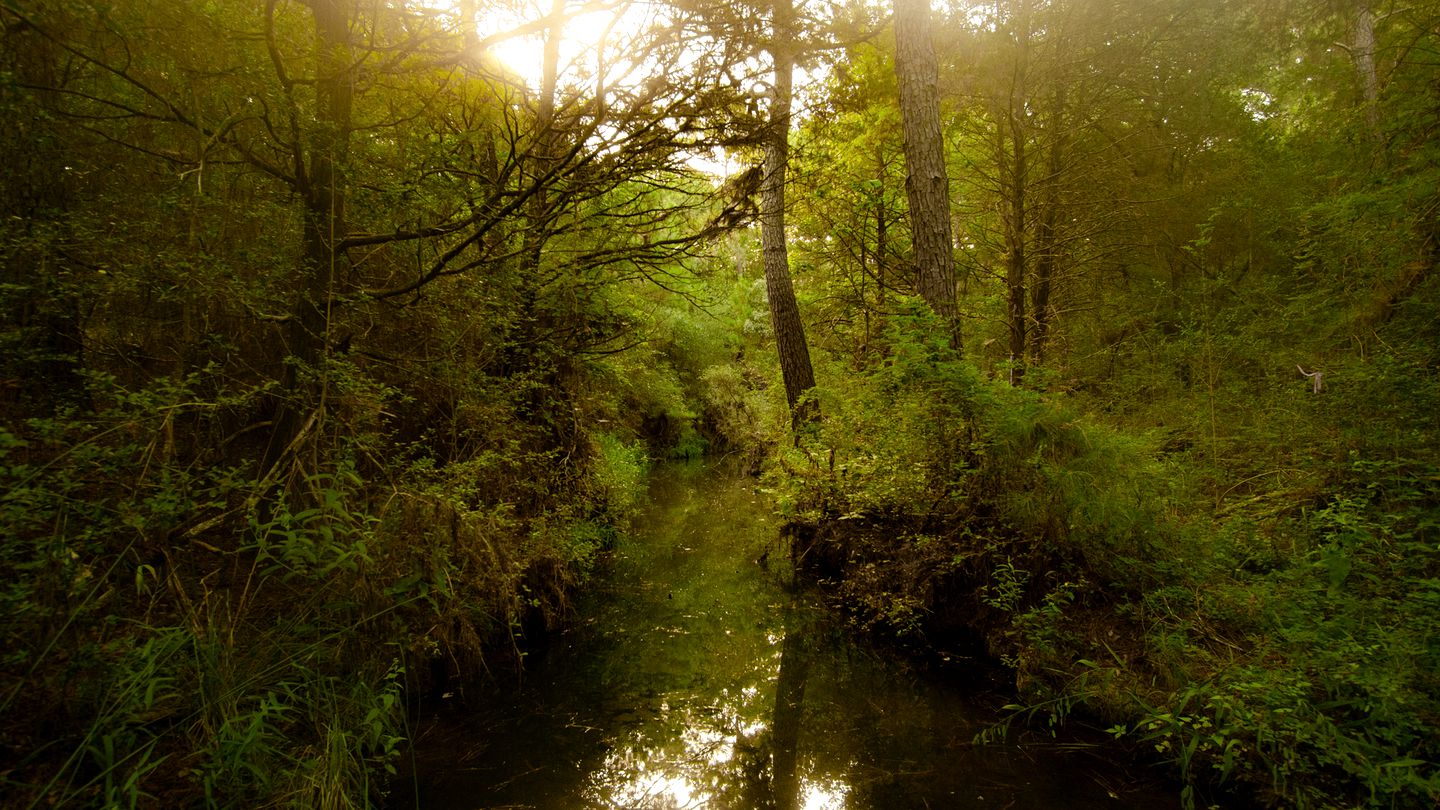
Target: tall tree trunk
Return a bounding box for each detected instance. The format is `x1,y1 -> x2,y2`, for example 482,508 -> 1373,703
1029,87 -> 1066,366
265,0 -> 353,472
0,25 -> 88,412
869,176 -> 889,352
1353,4 -> 1381,149
1030,208 -> 1056,365
995,0 -> 1035,383
509,0 -> 566,381
762,0 -> 817,425
524,0 -> 565,278
893,0 -> 960,348
1002,106 -> 1027,380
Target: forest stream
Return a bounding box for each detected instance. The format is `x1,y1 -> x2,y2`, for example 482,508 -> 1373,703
390,461 -> 1180,809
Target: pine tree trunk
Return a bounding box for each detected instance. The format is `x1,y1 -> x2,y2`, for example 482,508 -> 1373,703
893,0 -> 959,347
1354,4 -> 1381,148
762,0 -> 817,425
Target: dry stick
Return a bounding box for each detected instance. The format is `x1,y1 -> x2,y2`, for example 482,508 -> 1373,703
179,407 -> 322,550
1296,365 -> 1325,394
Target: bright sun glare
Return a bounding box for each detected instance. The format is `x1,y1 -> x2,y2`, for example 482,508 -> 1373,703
475,0 -> 656,91
466,1 -> 736,176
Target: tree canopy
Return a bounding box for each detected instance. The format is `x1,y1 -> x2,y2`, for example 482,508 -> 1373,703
2,1 -> 1437,807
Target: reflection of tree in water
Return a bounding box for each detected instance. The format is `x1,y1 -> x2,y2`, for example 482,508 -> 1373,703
401,463 -> 1178,809
724,607 -> 980,810
580,691 -> 767,809
584,642 -> 810,809
770,606 -> 811,810
703,600 -> 812,810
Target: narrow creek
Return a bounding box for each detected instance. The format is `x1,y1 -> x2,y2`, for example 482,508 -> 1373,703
392,460 -> 1179,809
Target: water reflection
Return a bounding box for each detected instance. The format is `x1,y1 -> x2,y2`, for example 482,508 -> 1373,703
392,461 -> 1177,810
770,608 -> 810,810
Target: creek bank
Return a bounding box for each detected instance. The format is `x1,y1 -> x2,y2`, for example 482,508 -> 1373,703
784,514 -> 1242,807
390,460 -> 1183,809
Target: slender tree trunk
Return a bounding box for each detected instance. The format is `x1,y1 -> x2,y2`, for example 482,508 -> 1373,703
524,0 -> 565,276
994,0 -> 1036,383
875,180 -> 889,311
509,0 -> 566,377
1002,106 -> 1027,380
265,0 -> 353,472
893,0 -> 960,348
496,0 -> 571,448
762,0 -> 817,425
1030,211 -> 1055,365
1030,87 -> 1066,366
0,27 -> 88,412
1353,4 -> 1381,149
859,165 -> 891,356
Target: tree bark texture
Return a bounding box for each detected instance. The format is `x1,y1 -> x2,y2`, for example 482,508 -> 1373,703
1353,4 -> 1381,148
762,0 -> 817,423
893,0 -> 959,347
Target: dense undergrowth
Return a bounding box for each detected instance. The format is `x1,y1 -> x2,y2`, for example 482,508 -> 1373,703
0,272 -> 778,807
0,386 -> 584,806
6,1 -> 1438,807
770,311 -> 1440,809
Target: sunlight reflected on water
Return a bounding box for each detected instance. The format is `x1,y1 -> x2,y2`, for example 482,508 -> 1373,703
583,643 -> 780,808
395,462 -> 1181,810
581,693 -> 855,809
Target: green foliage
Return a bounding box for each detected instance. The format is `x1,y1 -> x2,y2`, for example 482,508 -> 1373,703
770,310 -> 978,520
779,234 -> 1439,810
697,363 -> 776,453
3,0 -> 1437,807
247,467 -> 377,580
590,432 -> 650,527
979,559 -> 1029,613
0,374 -> 252,671
189,623 -> 405,810
779,311 -> 1172,580
992,454 -> 1440,809
0,358 -> 607,806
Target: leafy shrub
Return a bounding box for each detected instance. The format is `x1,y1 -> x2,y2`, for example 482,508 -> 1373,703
590,432 -> 650,527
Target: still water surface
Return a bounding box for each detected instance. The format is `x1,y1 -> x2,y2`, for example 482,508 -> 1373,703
394,460 -> 1178,809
